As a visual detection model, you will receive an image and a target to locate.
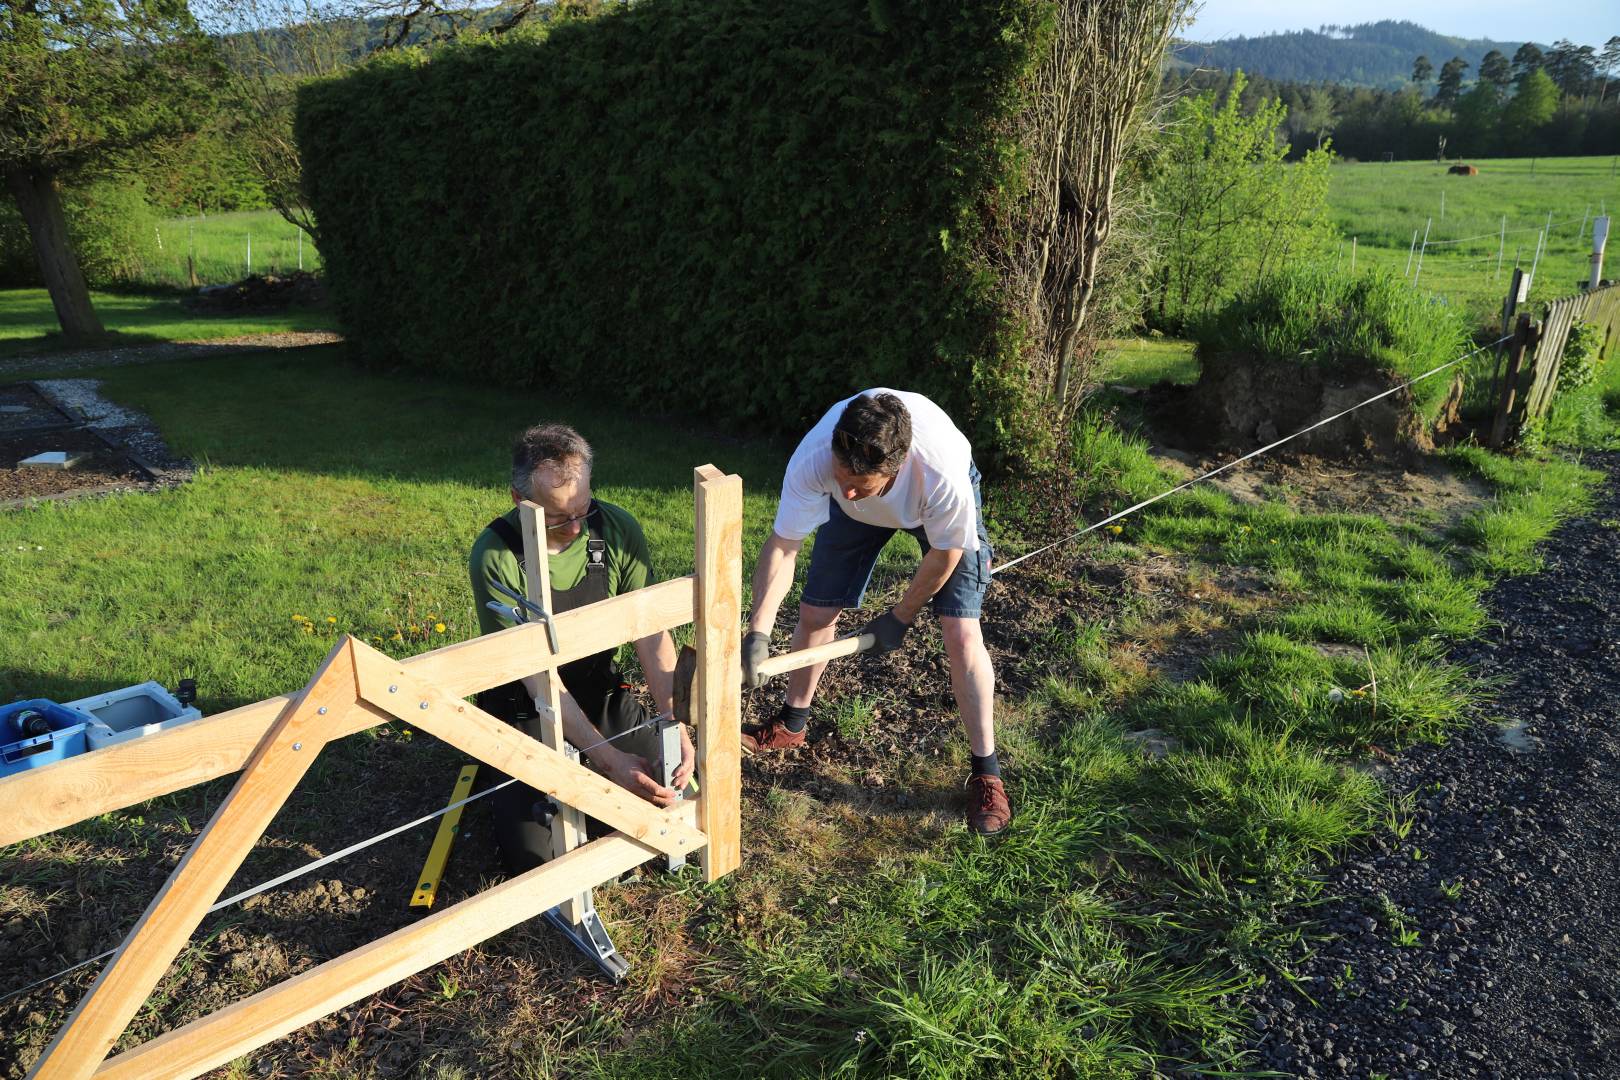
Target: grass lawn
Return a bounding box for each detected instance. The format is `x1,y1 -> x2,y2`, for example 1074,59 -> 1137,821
0,346 -> 1607,1076
1095,335 -> 1198,388
1325,155 -> 1620,323
0,288 -> 337,359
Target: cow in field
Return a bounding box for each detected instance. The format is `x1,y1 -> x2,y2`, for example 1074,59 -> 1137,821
1448,164 -> 1479,176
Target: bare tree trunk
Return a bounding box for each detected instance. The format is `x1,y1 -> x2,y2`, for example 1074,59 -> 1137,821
5,169 -> 106,344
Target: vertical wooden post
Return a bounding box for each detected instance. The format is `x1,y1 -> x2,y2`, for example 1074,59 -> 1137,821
518,501 -> 586,925
692,464 -> 742,882
1490,315 -> 1537,449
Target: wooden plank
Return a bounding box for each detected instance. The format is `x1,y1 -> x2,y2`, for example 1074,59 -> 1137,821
92,825 -> 687,1080
1490,317 -> 1536,448
518,500 -> 586,924
351,642 -> 706,859
1,577 -> 696,847
692,465 -> 743,882
30,641 -> 362,1080
753,634 -> 875,680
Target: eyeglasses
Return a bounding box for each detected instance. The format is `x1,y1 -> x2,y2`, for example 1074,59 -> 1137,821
545,498 -> 597,532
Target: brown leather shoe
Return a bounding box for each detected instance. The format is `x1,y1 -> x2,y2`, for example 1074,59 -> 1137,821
741,719 -> 807,754
965,774 -> 1012,835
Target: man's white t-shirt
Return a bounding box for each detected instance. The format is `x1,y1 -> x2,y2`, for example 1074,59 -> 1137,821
772,389 -> 980,552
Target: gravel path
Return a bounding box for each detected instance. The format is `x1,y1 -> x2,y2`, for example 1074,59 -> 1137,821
1243,452 -> 1620,1079
0,330 -> 341,379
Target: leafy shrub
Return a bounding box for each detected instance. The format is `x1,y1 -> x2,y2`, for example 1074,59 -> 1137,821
0,176 -> 159,288
1194,267 -> 1470,418
297,0 -> 1051,461
1557,320 -> 1603,393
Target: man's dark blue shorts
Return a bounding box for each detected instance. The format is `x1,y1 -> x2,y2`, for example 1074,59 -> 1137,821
801,465 -> 992,619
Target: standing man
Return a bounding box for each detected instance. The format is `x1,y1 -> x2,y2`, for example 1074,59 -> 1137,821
469,423 -> 694,875
743,390 -> 1010,835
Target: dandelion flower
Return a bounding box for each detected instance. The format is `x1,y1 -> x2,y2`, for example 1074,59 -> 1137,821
1107,525 -> 1123,535
326,616 -> 337,624
434,622 -> 447,634
292,614 -> 307,622
391,632 -> 404,642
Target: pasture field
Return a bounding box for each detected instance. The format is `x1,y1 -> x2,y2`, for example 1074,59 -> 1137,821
1324,155 -> 1620,322
147,209 -> 320,288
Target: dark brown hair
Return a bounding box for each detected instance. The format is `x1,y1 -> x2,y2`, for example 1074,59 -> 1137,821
511,423 -> 592,496
831,392 -> 911,476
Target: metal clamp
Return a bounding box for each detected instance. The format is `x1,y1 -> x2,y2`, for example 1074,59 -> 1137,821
486,579 -> 560,653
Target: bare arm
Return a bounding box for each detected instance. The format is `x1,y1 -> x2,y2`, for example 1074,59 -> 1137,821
633,629 -> 677,716
748,531 -> 803,634
893,546 -> 963,624
520,672 -> 679,806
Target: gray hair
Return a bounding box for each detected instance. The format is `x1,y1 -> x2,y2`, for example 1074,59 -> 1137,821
510,423 -> 593,497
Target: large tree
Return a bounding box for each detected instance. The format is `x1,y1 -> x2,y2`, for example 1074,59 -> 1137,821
0,1 -> 219,342
1512,42 -> 1544,88
1601,36 -> 1620,103
1478,49 -> 1512,93
1435,56 -> 1469,108
1503,68 -> 1559,147
1410,54 -> 1433,89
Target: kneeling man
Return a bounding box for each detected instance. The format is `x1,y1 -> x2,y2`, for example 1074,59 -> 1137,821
469,423 -> 694,874
742,390 -> 1010,835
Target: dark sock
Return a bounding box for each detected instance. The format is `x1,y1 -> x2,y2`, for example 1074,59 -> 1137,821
778,704 -> 811,733
970,751 -> 1001,778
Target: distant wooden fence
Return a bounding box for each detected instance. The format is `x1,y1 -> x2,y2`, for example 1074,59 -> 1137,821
11,465 -> 744,1080
1491,281 -> 1620,446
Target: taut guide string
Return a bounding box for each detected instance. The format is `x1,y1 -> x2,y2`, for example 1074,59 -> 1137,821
2,334 -> 1510,1004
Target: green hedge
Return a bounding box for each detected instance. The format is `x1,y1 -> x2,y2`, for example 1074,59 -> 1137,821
297,0 -> 1049,460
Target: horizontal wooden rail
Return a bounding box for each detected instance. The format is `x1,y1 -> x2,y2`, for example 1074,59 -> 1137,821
0,576 -> 696,847
92,823 -> 682,1080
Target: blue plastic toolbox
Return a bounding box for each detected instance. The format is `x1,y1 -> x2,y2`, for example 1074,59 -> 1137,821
0,699 -> 96,778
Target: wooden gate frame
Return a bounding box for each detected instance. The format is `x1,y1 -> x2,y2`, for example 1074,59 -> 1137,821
12,465 -> 743,1080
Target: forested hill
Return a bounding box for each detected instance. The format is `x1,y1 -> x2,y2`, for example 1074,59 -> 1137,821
1172,21 -> 1526,88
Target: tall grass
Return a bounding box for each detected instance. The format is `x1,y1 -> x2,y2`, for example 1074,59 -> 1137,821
1195,266 -> 1470,417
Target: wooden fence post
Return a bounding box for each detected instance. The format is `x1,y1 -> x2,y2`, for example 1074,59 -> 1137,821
692,465 -> 743,882
518,501 -> 588,925
1490,315 -> 1538,448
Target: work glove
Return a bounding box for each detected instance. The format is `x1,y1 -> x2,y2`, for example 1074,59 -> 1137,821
860,609 -> 912,657
742,630 -> 770,689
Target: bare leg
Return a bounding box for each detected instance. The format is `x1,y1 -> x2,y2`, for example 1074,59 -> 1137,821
939,615 -> 995,756
784,602 -> 841,709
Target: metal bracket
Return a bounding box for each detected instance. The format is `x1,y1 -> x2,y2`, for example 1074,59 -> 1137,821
486,579 -> 560,653
544,905 -> 629,982
655,714 -> 686,872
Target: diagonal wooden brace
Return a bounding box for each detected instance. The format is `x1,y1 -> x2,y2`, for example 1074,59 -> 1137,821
29,639 -> 365,1080
349,640 -> 705,859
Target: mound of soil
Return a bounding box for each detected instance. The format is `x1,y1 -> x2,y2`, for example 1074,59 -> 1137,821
184,272 -> 326,314
1150,352 -> 1464,461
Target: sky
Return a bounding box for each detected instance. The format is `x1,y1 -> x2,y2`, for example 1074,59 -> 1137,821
1187,0 -> 1615,51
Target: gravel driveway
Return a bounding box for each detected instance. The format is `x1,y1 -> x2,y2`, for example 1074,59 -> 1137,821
1242,452 -> 1620,1080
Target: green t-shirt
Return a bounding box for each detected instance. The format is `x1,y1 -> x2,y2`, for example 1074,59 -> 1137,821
468,501 -> 656,636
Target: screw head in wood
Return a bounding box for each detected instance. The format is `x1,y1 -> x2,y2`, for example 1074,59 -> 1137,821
292,742 -> 303,751
389,685 -> 398,693
317,706 -> 328,715
419,701 -> 429,710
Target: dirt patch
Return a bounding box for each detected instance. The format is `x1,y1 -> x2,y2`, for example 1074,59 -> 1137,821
0,331 -> 342,379
1149,351 -> 1462,462
1151,446 -> 1493,534
0,425 -> 147,502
